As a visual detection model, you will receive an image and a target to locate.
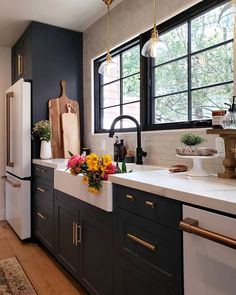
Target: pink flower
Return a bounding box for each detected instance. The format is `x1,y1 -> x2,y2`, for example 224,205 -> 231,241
67,155 -> 84,168
104,163 -> 116,175
103,173 -> 109,180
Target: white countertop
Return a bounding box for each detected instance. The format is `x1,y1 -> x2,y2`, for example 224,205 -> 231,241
109,170 -> 236,215
33,158 -> 68,169
34,158 -> 236,215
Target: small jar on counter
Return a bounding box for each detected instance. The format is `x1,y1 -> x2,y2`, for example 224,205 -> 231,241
212,110 -> 226,129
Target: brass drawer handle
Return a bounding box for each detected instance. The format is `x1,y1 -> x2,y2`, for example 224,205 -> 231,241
145,201 -> 155,208
37,211 -> 47,220
180,217 -> 236,250
126,195 -> 134,201
36,186 -> 46,194
127,233 -> 156,252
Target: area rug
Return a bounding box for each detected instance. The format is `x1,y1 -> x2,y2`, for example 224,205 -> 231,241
0,256 -> 37,294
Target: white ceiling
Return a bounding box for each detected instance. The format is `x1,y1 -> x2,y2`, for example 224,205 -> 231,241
0,0 -> 122,47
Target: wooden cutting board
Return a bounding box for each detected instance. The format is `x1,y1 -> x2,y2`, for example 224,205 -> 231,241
48,81 -> 80,158
62,104 -> 80,158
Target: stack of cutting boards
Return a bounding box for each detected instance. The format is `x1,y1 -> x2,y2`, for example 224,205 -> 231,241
48,80 -> 80,158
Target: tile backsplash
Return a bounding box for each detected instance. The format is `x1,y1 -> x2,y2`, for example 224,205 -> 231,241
86,129 -> 224,174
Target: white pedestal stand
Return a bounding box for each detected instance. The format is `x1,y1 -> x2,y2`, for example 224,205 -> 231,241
176,155 -> 218,177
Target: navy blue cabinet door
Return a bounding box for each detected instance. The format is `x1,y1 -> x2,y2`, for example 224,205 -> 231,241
80,212 -> 113,295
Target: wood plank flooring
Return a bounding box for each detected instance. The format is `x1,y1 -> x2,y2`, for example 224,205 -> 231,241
0,221 -> 88,295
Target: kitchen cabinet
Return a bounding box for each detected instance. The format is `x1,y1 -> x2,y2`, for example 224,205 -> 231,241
80,211 -> 113,295
12,27 -> 32,84
54,196 -> 81,279
54,189 -> 113,295
113,184 -> 183,295
12,21 -> 84,158
32,164 -> 54,252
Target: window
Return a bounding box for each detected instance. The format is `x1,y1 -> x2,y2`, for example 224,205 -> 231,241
149,1 -> 233,129
95,41 -> 140,131
94,0 -> 233,133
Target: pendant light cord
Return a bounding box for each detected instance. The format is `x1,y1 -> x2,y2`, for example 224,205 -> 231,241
151,0 -> 158,38
107,4 -> 111,58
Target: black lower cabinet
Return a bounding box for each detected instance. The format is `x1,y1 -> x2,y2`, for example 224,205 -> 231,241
81,212 -> 113,295
114,257 -> 177,295
54,197 -> 81,279
54,190 -> 113,295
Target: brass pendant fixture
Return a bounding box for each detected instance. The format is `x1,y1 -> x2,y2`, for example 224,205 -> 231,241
141,0 -> 167,58
98,0 -> 117,75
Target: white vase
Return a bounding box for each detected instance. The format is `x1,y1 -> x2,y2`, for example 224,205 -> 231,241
40,140 -> 52,159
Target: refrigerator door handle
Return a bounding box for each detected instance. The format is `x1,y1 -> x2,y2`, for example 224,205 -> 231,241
1,176 -> 21,188
6,92 -> 14,167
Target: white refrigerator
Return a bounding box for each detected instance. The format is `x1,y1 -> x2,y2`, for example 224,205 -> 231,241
2,78 -> 31,239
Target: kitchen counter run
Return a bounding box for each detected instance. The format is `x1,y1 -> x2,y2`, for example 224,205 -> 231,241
109,170 -> 236,216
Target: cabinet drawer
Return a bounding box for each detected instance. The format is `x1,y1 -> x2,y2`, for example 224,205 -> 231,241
34,204 -> 54,249
116,208 -> 182,292
33,164 -> 54,183
114,184 -> 181,230
34,179 -> 53,208
115,257 -> 177,295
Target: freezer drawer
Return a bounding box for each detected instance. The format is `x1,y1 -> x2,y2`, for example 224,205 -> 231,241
182,205 -> 236,295
4,173 -> 31,239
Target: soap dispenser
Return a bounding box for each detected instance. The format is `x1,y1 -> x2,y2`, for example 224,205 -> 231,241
113,136 -> 119,162
222,96 -> 236,129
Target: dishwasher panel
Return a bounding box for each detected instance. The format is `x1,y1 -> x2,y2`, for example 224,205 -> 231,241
182,205 -> 236,295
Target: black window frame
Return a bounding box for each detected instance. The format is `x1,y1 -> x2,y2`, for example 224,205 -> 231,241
94,0 -> 231,133
94,38 -> 141,133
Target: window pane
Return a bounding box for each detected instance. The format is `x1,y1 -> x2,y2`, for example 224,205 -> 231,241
123,74 -> 140,103
102,55 -> 120,84
102,81 -> 120,108
154,58 -> 188,96
155,23 -> 188,65
191,4 -> 233,52
154,93 -> 188,124
102,106 -> 120,129
122,45 -> 140,77
122,102 -> 140,127
192,83 -> 233,120
191,42 -> 233,89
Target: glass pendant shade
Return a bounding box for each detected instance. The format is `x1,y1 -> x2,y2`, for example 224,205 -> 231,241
98,53 -> 117,75
141,31 -> 167,58
218,1 -> 236,28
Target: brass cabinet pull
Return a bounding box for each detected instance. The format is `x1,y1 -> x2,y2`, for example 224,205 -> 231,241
127,233 -> 156,252
17,54 -> 23,76
126,195 -> 134,201
75,223 -> 82,246
180,217 -> 236,250
37,211 -> 47,220
36,186 -> 46,194
1,176 -> 21,188
145,201 -> 155,208
72,222 -> 75,245
6,92 -> 14,167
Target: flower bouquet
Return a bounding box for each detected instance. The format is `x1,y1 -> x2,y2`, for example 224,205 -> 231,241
67,153 -> 117,193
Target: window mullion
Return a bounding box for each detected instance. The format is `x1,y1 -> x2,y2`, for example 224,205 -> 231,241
187,19 -> 192,121
120,53 -> 123,128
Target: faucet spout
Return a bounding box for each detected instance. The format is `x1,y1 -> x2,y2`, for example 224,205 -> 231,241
108,115 -> 147,165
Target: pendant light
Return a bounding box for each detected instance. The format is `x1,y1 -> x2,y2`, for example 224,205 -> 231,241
141,0 -> 167,58
98,0 -> 117,76
218,0 -> 236,28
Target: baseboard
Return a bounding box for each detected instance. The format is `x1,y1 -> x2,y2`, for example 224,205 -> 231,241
0,209 -> 6,221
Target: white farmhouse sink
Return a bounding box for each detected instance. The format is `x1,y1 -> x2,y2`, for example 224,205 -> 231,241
54,164 -> 163,212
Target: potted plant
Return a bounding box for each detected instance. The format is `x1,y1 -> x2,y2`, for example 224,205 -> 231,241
32,120 -> 52,159
176,133 -> 216,156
